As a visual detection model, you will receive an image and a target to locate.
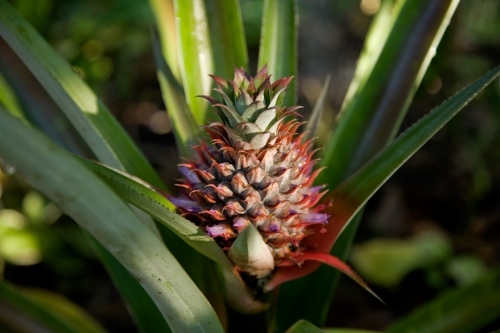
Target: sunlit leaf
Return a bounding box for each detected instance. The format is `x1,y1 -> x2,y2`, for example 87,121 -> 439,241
350,231 -> 452,287
0,108 -> 225,333
174,0 -> 217,124
205,0 -> 248,77
258,0 -> 297,106
77,156 -> 233,271
0,0 -> 164,189
0,71 -> 26,122
152,31 -> 203,159
149,0 -> 181,81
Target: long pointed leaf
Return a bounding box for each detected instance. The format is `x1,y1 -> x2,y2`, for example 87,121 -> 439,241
277,66 -> 498,333
152,31 -> 203,159
303,75 -> 331,142
0,281 -> 107,333
274,66 -> 500,289
0,5 -> 179,329
76,156 -> 233,271
0,39 -> 90,156
326,65 -> 500,237
206,0 -> 249,77
281,1 -> 461,328
174,0 -> 217,124
0,107 -> 224,333
0,0 -> 164,189
258,0 -> 298,106
285,320 -> 325,333
340,0 -> 399,111
85,236 -> 172,333
386,267 -> 500,333
149,0 -> 181,81
320,0 -> 461,187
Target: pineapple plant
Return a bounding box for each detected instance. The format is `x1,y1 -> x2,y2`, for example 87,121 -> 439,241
172,65 -> 329,281
2,0 -> 500,331
172,66 -> 325,273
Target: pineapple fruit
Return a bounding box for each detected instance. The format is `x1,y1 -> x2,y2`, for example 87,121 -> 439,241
171,66 -> 329,280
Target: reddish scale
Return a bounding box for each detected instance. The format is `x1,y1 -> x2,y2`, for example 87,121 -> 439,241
172,119 -> 329,263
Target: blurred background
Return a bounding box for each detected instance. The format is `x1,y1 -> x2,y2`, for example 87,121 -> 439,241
0,0 -> 499,331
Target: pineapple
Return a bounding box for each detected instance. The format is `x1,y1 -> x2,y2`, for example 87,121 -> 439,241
171,66 -> 328,279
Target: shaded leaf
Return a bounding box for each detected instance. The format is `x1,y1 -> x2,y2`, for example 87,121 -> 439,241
386,267 -> 500,333
278,1 -> 462,328
277,66 -> 500,287
285,320 -> 324,333
0,281 -> 108,333
149,0 -> 181,81
303,75 -> 330,143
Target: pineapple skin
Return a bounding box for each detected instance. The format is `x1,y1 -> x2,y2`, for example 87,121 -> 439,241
171,66 -> 329,276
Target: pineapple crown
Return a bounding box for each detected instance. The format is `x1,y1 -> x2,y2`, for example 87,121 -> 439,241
200,65 -> 301,149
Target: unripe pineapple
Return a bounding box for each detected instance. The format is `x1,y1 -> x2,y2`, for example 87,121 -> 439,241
171,66 -> 328,279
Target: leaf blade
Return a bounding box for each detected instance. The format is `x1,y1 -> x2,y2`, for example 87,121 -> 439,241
206,0 -> 249,77
0,280 -> 107,333
0,0 -> 164,189
77,156 -> 233,271
386,268 -> 500,333
258,0 -> 298,106
0,107 -> 224,333
151,31 -> 203,159
174,0 -> 217,124
329,65 -> 500,232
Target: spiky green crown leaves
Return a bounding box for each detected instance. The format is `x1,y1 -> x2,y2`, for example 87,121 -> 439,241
200,65 -> 300,149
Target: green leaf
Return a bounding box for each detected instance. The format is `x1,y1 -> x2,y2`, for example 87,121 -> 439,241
152,31 -> 203,159
149,0 -> 181,81
284,1 -> 461,328
329,65 -> 500,231
0,72 -> 26,123
0,108 -> 225,333
85,236 -> 172,333
276,65 -> 500,330
0,281 -> 108,333
0,42 -> 90,156
205,0 -> 249,77
174,0 -> 217,124
303,75 -> 330,143
0,5 -> 179,330
386,267 -> 500,333
285,320 -> 325,333
319,0 -> 461,187
323,328 -> 377,333
258,0 -> 297,106
350,231 -> 452,287
285,321 -> 381,333
340,0 -> 398,111
76,156 -> 234,271
0,0 -> 164,189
